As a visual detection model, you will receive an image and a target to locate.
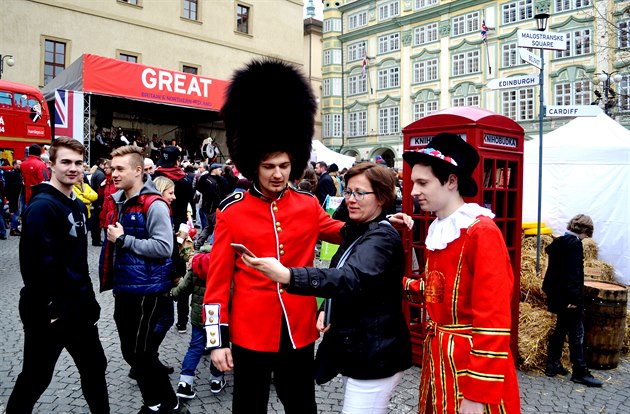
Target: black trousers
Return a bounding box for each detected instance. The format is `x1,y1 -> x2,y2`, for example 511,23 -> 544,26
114,293 -> 177,409
231,322 -> 317,414
91,206 -> 102,244
547,307 -> 587,371
7,314 -> 109,413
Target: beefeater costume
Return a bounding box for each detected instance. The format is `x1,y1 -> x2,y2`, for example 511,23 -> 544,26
402,134 -> 520,414
202,59 -> 344,413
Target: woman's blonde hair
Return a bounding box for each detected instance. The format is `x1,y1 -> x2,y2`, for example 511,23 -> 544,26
153,176 -> 175,195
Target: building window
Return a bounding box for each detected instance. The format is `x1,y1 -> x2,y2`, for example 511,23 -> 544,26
413,101 -> 438,120
452,50 -> 480,76
348,74 -> 368,95
324,18 -> 342,33
378,33 -> 400,54
323,114 -> 342,138
348,10 -> 368,30
502,88 -> 535,121
377,67 -> 399,89
348,111 -> 368,137
502,0 -> 533,25
120,0 -> 139,5
555,29 -> 591,58
182,65 -> 198,74
236,4 -> 250,34
453,95 -> 479,107
323,78 -> 342,97
378,1 -> 400,21
556,0 -> 591,13
502,43 -> 526,67
348,41 -> 367,62
183,0 -> 198,20
323,49 -> 341,66
414,0 -> 437,10
414,23 -> 438,46
378,106 -> 399,135
44,39 -> 66,85
619,75 -> 630,110
118,53 -> 138,63
452,11 -> 479,36
555,81 -> 591,105
412,59 -> 438,83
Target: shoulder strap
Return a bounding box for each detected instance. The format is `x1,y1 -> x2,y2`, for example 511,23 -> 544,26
138,194 -> 171,217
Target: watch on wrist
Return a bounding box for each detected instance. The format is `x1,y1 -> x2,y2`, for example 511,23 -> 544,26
116,234 -> 126,248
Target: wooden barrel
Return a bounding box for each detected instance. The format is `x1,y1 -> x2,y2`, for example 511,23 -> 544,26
583,279 -> 628,370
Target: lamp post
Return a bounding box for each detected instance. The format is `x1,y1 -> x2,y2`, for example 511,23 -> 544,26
0,54 -> 15,79
594,71 -> 623,116
534,12 -> 549,274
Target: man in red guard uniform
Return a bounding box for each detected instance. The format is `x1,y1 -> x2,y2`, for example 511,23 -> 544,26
402,133 -> 520,414
202,59 -> 345,414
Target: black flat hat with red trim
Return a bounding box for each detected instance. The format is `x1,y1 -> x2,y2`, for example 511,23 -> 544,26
221,58 -> 316,182
403,132 -> 480,197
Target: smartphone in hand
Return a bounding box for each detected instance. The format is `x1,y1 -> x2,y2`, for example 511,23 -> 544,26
323,298 -> 332,327
231,243 -> 256,258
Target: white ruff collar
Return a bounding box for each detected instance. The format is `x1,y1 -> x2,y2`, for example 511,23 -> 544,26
425,203 -> 495,251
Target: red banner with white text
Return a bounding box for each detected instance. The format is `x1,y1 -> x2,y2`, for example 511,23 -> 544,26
82,54 -> 228,111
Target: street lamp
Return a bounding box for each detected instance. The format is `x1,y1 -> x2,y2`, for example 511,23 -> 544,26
534,12 -> 549,274
593,71 -> 624,116
0,54 -> 15,79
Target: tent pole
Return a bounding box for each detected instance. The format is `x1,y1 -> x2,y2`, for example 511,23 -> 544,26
535,48 -> 545,274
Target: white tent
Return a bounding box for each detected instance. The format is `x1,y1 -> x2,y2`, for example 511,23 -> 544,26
310,139 -> 356,170
522,113 -> 630,284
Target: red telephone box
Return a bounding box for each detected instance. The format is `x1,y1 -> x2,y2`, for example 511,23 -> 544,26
401,107 -> 524,365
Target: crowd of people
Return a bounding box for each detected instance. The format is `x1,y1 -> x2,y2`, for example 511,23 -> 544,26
5,58 -> 604,414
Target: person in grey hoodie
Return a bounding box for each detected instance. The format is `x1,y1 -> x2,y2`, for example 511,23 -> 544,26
99,145 -> 189,414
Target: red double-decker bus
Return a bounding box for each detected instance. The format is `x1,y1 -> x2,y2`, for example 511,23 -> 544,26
0,80 -> 52,167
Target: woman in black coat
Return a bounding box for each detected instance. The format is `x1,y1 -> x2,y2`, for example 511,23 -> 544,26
243,162 -> 412,413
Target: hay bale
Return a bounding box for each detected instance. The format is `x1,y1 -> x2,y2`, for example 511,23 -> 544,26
583,259 -> 615,282
521,234 -> 554,256
517,302 -> 569,372
520,253 -> 546,307
623,311 -> 630,355
582,237 -> 598,261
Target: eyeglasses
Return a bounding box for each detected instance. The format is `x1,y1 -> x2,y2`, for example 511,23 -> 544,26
342,190 -> 375,201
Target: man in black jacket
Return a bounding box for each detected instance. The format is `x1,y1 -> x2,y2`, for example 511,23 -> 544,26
542,214 -> 603,387
90,158 -> 108,246
314,161 -> 336,207
194,163 -> 224,249
4,159 -> 23,236
7,137 -> 110,413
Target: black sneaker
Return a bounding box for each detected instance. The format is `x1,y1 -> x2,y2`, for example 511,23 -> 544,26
545,365 -> 569,377
210,378 -> 226,394
10,229 -> 21,236
176,323 -> 187,334
176,382 -> 196,399
571,370 -> 603,387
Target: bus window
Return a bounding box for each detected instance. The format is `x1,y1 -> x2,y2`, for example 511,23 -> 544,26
0,91 -> 12,108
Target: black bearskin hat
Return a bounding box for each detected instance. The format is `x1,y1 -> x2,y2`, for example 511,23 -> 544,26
221,58 -> 316,182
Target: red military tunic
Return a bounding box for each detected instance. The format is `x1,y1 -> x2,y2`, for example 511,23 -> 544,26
203,185 -> 344,352
405,210 -> 520,414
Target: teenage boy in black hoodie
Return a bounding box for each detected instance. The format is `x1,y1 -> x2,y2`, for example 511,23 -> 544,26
7,137 -> 110,413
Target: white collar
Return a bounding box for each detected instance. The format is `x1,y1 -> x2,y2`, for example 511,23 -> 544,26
425,203 -> 495,251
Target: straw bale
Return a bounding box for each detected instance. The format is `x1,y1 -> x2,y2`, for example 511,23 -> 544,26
517,302 -> 569,372
582,237 -> 599,261
583,259 -> 615,282
623,311 -> 630,355
521,234 -> 554,255
520,253 -> 546,307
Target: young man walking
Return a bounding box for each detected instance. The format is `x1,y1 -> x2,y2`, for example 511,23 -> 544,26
8,137 -> 109,413
99,145 -> 189,414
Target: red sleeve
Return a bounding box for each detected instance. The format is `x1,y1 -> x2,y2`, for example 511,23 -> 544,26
459,220 -> 514,404
402,276 -> 424,304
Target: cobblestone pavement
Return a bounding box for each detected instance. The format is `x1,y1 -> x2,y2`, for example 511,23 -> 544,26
1,234 -> 629,413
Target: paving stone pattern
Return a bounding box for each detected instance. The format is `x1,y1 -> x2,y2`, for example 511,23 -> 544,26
0,235 -> 628,413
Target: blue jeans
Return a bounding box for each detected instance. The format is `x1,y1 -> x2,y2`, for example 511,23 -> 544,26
180,325 -> 222,383
0,202 -> 7,237
11,210 -> 20,231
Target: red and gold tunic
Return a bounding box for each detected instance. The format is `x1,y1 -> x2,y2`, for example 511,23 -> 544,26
405,215 -> 520,414
203,185 -> 344,352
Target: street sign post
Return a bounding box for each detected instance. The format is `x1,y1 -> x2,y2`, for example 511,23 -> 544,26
519,48 -> 542,69
517,29 -> 566,50
487,75 -> 539,90
545,105 -> 602,117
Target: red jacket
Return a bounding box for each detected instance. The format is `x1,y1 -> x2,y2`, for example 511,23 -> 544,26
204,185 -> 344,352
21,155 -> 49,204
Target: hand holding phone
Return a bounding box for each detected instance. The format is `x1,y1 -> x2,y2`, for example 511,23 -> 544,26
231,243 -> 256,258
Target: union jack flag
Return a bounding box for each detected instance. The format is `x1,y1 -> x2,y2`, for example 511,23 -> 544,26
54,89 -> 84,141
481,19 -> 488,44
362,51 -> 367,79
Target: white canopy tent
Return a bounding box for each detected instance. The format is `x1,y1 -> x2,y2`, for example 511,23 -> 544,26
310,139 -> 356,170
522,113 -> 630,284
